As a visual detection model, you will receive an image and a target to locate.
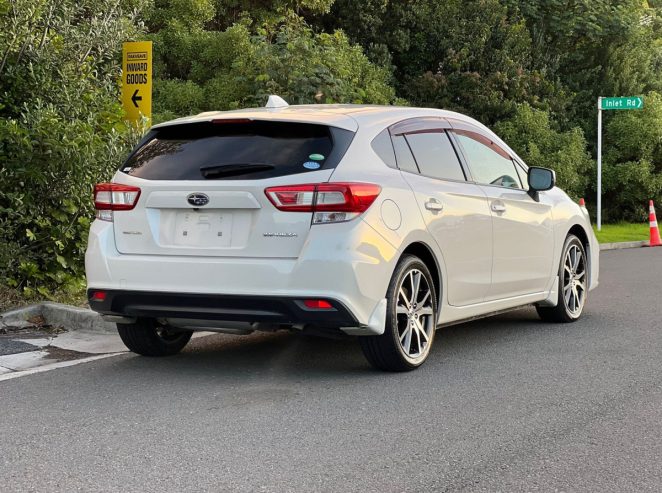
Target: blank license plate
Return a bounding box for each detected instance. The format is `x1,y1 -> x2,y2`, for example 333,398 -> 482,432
173,211 -> 232,247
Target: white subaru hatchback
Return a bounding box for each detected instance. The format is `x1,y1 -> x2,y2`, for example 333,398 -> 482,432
86,98 -> 599,371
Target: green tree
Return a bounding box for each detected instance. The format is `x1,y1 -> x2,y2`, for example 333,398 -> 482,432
324,0 -> 565,124
150,10 -> 399,121
493,104 -> 594,200
600,91 -> 662,221
505,0 -> 661,135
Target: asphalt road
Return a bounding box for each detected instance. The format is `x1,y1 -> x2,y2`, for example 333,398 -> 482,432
2,248 -> 662,492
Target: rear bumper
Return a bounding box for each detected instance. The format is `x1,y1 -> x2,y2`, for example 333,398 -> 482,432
85,218 -> 398,332
88,289 -> 360,327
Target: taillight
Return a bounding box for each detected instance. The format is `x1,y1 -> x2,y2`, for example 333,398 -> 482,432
265,185 -> 316,212
94,183 -> 141,222
264,182 -> 381,224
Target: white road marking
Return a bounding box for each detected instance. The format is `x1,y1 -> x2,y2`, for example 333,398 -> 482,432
0,331 -> 216,382
0,353 -> 123,382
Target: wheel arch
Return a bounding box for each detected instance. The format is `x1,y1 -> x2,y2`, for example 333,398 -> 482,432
398,241 -> 442,309
567,223 -> 589,251
566,223 -> 593,287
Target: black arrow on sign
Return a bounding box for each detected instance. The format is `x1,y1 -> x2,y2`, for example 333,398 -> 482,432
131,89 -> 142,108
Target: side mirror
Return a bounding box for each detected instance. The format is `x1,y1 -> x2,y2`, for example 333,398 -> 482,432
527,167 -> 555,199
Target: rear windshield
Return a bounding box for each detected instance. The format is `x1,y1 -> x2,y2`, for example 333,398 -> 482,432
120,120 -> 355,180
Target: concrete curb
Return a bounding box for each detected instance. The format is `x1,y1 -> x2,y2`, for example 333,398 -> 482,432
600,240 -> 648,251
1,302 -> 115,334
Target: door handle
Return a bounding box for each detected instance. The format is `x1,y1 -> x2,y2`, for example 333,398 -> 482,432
491,202 -> 507,213
425,200 -> 444,212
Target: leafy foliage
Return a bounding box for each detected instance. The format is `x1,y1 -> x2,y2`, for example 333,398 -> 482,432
600,91 -> 662,221
505,0 -> 662,135
149,11 -> 398,122
323,0 -> 568,125
0,0 -> 147,295
493,104 -> 594,200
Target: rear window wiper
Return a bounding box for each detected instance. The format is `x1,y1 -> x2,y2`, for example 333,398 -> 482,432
200,163 -> 275,179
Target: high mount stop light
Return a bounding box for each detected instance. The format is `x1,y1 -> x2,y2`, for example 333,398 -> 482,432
264,182 -> 381,224
94,183 -> 141,222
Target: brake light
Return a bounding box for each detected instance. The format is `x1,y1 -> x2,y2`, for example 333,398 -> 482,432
211,118 -> 252,125
264,183 -> 381,224
94,183 -> 141,221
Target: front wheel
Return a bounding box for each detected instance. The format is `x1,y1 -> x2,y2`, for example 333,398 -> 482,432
359,255 -> 438,371
117,318 -> 193,356
537,234 -> 588,323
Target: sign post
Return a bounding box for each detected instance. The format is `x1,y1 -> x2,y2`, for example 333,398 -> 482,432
597,98 -> 602,231
596,96 -> 644,231
122,41 -> 152,124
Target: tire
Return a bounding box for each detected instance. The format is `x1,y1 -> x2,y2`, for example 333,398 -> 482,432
359,255 -> 438,372
536,234 -> 588,323
117,318 -> 193,356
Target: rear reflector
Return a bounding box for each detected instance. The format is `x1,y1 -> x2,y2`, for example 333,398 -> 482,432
94,183 -> 141,221
265,182 -> 381,223
302,299 -> 334,310
90,291 -> 107,302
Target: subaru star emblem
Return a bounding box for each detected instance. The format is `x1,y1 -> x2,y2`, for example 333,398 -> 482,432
187,193 -> 209,207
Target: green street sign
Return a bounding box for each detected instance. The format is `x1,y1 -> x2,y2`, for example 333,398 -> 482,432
600,96 -> 643,110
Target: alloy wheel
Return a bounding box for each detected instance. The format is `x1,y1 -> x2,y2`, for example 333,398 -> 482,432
395,269 -> 435,361
563,244 -> 586,316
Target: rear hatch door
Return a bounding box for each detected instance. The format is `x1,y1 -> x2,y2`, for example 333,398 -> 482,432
112,119 -> 355,258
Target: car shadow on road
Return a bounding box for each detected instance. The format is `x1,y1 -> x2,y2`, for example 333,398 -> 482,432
105,305 -> 575,382
435,305 -> 571,354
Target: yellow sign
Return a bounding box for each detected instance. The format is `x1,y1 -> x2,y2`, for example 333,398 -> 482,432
122,41 -> 152,123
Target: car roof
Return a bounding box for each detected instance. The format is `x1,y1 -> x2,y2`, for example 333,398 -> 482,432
151,103 -> 521,164
151,104 -> 485,133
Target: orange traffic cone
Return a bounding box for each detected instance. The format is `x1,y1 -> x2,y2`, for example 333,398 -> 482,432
579,198 -> 586,207
649,200 -> 662,247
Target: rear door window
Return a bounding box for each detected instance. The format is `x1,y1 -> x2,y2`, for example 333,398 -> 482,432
121,120 -> 354,180
391,135 -> 419,174
371,129 -> 397,168
405,131 -> 466,182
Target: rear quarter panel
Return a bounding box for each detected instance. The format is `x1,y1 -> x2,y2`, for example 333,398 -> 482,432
329,125 -> 450,315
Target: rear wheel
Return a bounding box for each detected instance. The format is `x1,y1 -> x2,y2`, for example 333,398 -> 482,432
359,255 -> 437,371
117,318 -> 193,356
536,234 -> 588,323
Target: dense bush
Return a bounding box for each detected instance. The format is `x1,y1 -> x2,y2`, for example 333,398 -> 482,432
493,104 -> 594,201
324,0 -> 566,126
150,13 -> 399,122
0,0 -> 147,295
600,91 -> 662,221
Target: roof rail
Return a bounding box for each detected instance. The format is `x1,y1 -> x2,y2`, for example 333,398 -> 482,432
266,95 -> 289,109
